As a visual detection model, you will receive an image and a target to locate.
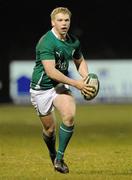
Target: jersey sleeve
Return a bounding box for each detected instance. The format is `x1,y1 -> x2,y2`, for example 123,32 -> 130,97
72,42 -> 83,60
37,36 -> 55,60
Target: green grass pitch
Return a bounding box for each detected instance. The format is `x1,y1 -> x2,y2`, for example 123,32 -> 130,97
0,103 -> 132,180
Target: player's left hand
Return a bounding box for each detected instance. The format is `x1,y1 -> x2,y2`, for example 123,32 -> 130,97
81,85 -> 96,97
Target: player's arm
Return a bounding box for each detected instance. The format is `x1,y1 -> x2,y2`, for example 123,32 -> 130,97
42,60 -> 93,94
73,55 -> 89,78
42,60 -> 82,90
73,56 -> 96,95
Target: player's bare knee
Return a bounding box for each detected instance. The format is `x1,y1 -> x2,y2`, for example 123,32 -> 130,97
43,123 -> 55,136
45,126 -> 55,137
48,129 -> 55,137
62,114 -> 74,126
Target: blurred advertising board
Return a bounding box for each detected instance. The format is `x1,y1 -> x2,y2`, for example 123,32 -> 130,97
9,60 -> 132,104
9,61 -> 34,104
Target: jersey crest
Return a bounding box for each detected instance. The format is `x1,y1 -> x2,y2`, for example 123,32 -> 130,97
55,49 -> 68,71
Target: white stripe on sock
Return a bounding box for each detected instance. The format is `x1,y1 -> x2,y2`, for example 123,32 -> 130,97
58,151 -> 64,155
60,126 -> 73,133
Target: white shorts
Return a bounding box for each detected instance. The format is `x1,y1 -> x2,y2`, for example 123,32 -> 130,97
30,84 -> 70,116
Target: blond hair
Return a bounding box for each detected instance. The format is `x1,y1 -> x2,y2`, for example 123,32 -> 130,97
50,7 -> 72,20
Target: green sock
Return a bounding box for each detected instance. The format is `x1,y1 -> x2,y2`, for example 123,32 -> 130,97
56,123 -> 74,160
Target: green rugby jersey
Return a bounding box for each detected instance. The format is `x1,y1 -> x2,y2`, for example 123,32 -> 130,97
30,30 -> 82,90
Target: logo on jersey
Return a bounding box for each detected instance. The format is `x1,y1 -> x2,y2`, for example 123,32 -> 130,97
55,50 -> 67,70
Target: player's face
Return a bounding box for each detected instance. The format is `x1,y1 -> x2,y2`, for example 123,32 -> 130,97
51,13 -> 70,38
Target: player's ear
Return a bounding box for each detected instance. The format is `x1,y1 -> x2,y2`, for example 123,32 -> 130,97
51,20 -> 55,27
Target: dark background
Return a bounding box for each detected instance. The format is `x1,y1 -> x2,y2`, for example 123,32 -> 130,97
0,0 -> 132,102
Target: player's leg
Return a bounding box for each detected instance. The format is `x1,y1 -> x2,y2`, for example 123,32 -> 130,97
30,88 -> 57,165
53,92 -> 76,173
40,112 -> 57,164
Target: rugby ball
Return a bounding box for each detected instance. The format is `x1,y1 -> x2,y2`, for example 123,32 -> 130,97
83,73 -> 99,101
